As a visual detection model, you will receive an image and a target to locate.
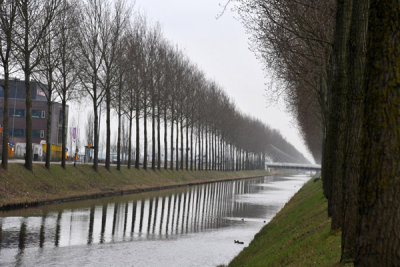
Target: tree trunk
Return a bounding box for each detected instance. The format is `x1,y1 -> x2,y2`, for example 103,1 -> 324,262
93,101 -> 99,171
170,116 -> 174,170
45,95 -> 52,169
211,130 -> 214,170
164,107 -> 168,170
180,117 -> 183,170
61,91 -> 67,169
322,0 -> 353,230
157,102 -> 161,170
152,102 -> 155,170
2,68 -> 9,170
190,123 -> 193,171
127,111 -> 133,169
22,3 -> 32,171
340,0 -> 369,262
217,134 -> 220,171
117,104 -> 122,171
194,129 -> 197,171
185,120 -> 189,170
143,102 -> 147,170
198,124 -> 201,170
105,85 -> 111,170
24,69 -> 32,170
175,118 -> 179,171
135,102 -> 140,169
214,131 -> 216,170
205,126 -> 208,171
231,145 -> 234,171
222,139 -> 225,171
355,1 -> 400,265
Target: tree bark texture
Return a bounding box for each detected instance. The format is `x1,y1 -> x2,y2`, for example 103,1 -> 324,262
322,0 -> 353,230
341,0 -> 369,262
355,0 -> 400,265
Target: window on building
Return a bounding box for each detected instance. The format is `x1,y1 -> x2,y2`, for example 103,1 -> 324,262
33,129 -> 45,139
8,128 -> 25,138
41,110 -> 45,118
58,110 -> 63,124
33,129 -> 40,138
58,127 -> 63,144
32,110 -> 43,118
10,109 -> 25,117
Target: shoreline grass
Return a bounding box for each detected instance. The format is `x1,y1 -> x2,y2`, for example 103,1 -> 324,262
229,178 -> 344,266
0,163 -> 269,209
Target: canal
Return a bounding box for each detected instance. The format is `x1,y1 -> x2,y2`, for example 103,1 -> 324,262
0,173 -> 310,266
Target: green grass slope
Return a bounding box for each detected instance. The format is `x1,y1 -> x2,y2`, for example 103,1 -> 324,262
229,178 -> 343,267
0,163 -> 269,208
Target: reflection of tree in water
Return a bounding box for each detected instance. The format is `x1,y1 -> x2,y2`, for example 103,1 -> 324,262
100,205 -> 107,244
15,220 -> 26,266
55,211 -> 62,247
0,177 -> 276,262
87,206 -> 95,245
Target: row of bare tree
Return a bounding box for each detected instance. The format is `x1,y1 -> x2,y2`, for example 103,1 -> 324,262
238,0 -> 399,264
0,0 -> 307,173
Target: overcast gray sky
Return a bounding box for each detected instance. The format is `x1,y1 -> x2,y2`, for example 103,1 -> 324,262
130,0 -> 313,162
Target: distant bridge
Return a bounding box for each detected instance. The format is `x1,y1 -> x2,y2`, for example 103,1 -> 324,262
266,162 -> 321,172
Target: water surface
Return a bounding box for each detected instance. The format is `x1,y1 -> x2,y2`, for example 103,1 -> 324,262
0,173 -> 310,266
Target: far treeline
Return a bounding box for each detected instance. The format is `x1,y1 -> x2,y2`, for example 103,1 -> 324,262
237,0 -> 399,265
0,0 -> 307,172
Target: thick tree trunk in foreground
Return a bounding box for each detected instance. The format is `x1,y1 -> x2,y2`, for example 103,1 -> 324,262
323,0 -> 353,230
340,0 -> 369,262
355,0 -> 400,265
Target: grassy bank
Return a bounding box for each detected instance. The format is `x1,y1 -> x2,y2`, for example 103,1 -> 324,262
229,178 -> 343,266
0,163 -> 269,209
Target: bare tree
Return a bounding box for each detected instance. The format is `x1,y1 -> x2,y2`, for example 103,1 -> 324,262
33,19 -> 59,169
0,0 -> 17,170
113,33 -> 128,170
76,0 -> 106,171
13,0 -> 61,170
54,0 -> 79,169
123,18 -> 146,169
100,0 -> 129,170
